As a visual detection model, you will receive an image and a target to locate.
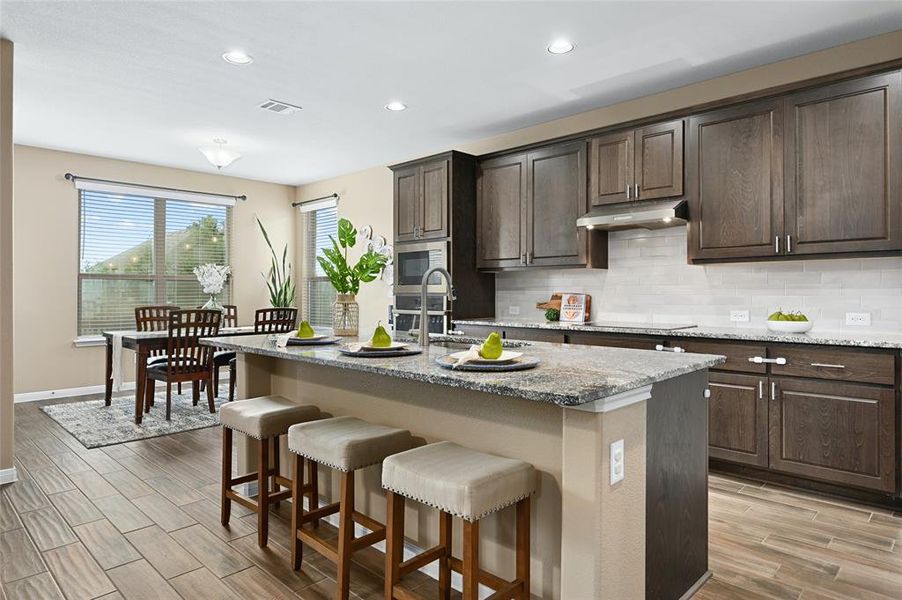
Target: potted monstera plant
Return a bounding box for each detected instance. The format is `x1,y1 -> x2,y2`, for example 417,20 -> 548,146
317,218 -> 388,335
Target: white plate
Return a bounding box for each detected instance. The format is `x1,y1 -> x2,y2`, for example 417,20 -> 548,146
294,333 -> 329,341
360,340 -> 408,351
448,350 -> 523,364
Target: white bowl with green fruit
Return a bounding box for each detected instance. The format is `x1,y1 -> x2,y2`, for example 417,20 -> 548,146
766,310 -> 813,333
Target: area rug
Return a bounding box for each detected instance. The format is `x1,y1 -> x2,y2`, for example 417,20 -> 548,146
41,386 -> 229,449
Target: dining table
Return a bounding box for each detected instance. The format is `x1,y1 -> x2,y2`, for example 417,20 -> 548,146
102,326 -> 258,424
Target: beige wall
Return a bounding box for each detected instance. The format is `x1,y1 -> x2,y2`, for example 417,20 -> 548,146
1,39 -> 14,473
13,145 -> 296,394
295,29 -> 902,327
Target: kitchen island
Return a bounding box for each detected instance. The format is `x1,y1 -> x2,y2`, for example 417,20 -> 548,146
203,334 -> 724,600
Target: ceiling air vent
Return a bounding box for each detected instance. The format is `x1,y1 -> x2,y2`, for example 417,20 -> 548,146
257,99 -> 302,115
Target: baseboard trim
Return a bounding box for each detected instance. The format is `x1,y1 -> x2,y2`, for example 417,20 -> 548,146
14,382 -> 136,404
0,467 -> 19,485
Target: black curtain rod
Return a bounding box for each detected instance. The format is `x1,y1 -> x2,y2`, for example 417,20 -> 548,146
291,192 -> 339,208
64,173 -> 248,202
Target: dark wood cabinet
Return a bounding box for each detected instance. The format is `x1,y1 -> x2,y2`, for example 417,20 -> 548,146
768,377 -> 895,493
477,141 -> 605,270
589,120 -> 683,206
393,158 -> 448,242
784,72 -> 902,255
568,332 -> 662,350
687,99 -> 784,261
708,372 -> 768,467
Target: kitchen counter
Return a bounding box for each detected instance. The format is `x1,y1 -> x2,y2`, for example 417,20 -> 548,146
453,318 -> 902,349
202,333 -> 723,407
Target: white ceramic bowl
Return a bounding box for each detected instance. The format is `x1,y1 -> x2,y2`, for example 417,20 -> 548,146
766,320 -> 813,334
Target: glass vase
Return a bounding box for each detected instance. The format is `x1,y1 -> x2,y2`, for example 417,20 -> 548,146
202,294 -> 225,313
332,294 -> 359,336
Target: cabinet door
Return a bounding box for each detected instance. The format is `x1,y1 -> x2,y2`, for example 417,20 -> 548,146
477,153 -> 528,269
784,72 -> 902,255
394,166 -> 420,242
769,378 -> 895,492
526,141 -> 587,267
419,159 -> 449,240
588,130 -> 633,206
708,373 -> 768,467
687,99 -> 784,261
635,119 -> 683,200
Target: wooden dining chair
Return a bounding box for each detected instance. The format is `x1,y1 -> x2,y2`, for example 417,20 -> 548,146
135,305 -> 180,400
210,305 -> 238,394
227,307 -> 298,401
144,309 -> 222,420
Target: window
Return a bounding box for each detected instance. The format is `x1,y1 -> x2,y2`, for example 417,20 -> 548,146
302,204 -> 337,327
78,190 -> 231,336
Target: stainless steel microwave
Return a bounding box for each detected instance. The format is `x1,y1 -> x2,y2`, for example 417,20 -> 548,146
393,240 -> 449,294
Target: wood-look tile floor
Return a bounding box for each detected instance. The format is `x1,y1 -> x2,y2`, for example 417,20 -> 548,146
3,397 -> 902,600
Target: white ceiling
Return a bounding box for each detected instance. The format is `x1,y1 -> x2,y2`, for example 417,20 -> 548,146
2,1 -> 901,185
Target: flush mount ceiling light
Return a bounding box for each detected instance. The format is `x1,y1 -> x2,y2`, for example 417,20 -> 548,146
547,39 -> 575,54
199,138 -> 241,171
222,50 -> 253,65
384,101 -> 408,112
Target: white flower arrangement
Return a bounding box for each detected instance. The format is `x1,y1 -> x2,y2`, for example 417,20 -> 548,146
193,263 -> 231,295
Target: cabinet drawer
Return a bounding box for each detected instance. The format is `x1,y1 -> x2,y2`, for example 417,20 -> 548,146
568,332 -> 662,350
769,346 -> 895,386
504,327 -> 565,344
677,340 -> 767,374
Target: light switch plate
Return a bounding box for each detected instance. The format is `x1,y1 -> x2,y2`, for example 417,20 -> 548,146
610,439 -> 624,485
508,305 -> 520,316
845,312 -> 871,326
730,310 -> 750,323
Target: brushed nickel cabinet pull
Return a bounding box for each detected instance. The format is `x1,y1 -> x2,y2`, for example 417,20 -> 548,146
655,344 -> 685,353
775,236 -> 780,253
626,185 -> 631,199
748,356 -> 787,365
634,184 -> 640,198
810,363 -> 845,369
771,381 -> 776,401
759,380 -> 764,399
786,234 -> 792,253
526,252 -> 533,264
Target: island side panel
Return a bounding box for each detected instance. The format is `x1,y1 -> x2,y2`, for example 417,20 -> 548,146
561,399 -> 648,600
646,370 -> 710,599
270,358 -> 565,599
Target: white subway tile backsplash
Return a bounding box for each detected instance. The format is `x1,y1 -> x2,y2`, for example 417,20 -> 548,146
494,227 -> 902,335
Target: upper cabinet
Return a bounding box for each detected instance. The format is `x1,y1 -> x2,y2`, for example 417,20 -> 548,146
687,99 -> 784,261
589,119 -> 684,206
393,156 -> 449,242
477,140 -> 606,270
688,71 -> 902,262
784,72 -> 902,255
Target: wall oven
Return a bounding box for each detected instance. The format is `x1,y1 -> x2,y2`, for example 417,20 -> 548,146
393,240 -> 449,294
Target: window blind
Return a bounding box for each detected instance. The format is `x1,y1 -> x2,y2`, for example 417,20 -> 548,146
78,190 -> 232,336
303,205 -> 338,327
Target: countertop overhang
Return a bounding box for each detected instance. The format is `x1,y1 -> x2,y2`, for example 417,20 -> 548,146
201,334 -> 724,408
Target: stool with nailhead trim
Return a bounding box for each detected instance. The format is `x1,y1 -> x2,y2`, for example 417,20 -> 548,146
287,416 -> 415,600
220,396 -> 321,547
382,441 -> 536,600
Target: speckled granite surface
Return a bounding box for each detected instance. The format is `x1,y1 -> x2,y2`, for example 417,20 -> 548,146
201,334 -> 724,407
453,319 -> 902,350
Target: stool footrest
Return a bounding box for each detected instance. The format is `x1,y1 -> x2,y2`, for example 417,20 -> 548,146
299,501 -> 341,524
399,544 -> 446,577
390,584 -> 427,600
350,526 -> 386,551
298,528 -> 339,562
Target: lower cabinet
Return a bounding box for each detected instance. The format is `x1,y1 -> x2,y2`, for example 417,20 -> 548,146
708,372 -> 768,467
768,377 -> 896,493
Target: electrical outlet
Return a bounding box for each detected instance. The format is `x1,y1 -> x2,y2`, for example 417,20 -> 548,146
846,312 -> 871,326
508,305 -> 520,316
730,310 -> 750,323
610,439 -> 624,485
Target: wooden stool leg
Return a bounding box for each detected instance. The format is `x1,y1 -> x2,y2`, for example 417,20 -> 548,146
221,428 -> 232,526
462,519 -> 479,600
439,511 -> 452,600
306,460 -> 319,529
384,491 -> 405,600
271,437 -> 281,507
336,471 -> 355,600
516,497 -> 531,599
257,438 -> 270,547
290,454 -> 304,570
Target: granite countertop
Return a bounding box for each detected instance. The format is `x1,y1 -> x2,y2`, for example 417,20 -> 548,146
452,318 -> 902,350
201,334 -> 724,407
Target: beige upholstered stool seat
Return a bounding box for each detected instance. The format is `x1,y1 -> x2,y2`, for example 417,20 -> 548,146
288,416 -> 413,472
220,395 -> 320,439
382,441 -> 536,522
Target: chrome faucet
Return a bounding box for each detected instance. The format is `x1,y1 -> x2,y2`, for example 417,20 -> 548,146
419,267 -> 455,347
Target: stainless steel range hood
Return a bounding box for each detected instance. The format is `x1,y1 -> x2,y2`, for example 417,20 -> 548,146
576,199 -> 688,231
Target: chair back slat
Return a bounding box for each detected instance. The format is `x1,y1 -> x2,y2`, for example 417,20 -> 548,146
222,305 -> 238,329
254,308 -> 297,333
166,310 -> 222,378
136,305 -> 179,357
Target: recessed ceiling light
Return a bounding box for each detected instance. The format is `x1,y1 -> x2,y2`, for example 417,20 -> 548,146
547,40 -> 574,55
384,101 -> 408,112
222,50 -> 253,65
